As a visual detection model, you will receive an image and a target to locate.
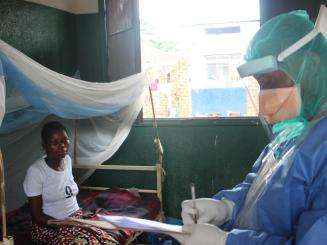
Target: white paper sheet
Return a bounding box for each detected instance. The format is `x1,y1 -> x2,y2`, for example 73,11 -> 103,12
97,215 -> 184,234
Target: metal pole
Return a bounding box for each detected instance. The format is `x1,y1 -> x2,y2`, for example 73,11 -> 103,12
0,151 -> 7,240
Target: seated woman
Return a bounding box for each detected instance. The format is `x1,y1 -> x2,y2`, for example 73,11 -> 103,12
23,121 -> 117,244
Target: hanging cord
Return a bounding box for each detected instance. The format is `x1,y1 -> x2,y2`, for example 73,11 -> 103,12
73,120 -> 78,165
148,86 -> 166,178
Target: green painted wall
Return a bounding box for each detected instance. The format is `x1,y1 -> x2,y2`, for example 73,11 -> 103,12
85,118 -> 269,218
0,0 -> 108,82
76,0 -> 108,82
0,0 -> 77,76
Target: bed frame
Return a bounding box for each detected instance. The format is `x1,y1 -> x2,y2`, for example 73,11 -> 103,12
72,88 -> 164,244
73,162 -> 164,216
72,87 -> 164,213
73,161 -> 164,245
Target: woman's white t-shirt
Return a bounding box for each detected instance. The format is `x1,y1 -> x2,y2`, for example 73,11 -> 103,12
23,155 -> 79,220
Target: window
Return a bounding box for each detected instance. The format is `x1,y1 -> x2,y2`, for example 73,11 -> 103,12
207,63 -> 229,81
140,0 -> 260,118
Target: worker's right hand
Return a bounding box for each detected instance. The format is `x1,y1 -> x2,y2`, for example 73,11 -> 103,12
181,198 -> 234,226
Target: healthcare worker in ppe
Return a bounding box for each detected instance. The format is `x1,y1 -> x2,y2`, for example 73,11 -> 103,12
169,8 -> 327,245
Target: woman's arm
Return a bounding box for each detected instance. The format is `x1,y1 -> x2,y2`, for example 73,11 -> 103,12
28,195 -> 53,225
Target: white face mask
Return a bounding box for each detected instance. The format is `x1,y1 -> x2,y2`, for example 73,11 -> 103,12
259,87 -> 301,124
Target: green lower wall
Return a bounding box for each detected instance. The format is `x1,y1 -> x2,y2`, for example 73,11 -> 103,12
85,118 -> 269,218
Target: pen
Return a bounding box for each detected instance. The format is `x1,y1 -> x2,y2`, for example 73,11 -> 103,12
190,183 -> 198,224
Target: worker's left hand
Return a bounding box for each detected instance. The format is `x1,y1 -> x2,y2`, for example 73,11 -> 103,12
167,223 -> 228,245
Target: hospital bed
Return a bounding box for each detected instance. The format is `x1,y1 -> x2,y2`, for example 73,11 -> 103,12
6,161 -> 164,244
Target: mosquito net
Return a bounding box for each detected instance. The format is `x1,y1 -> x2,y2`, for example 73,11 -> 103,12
0,40 -> 148,210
